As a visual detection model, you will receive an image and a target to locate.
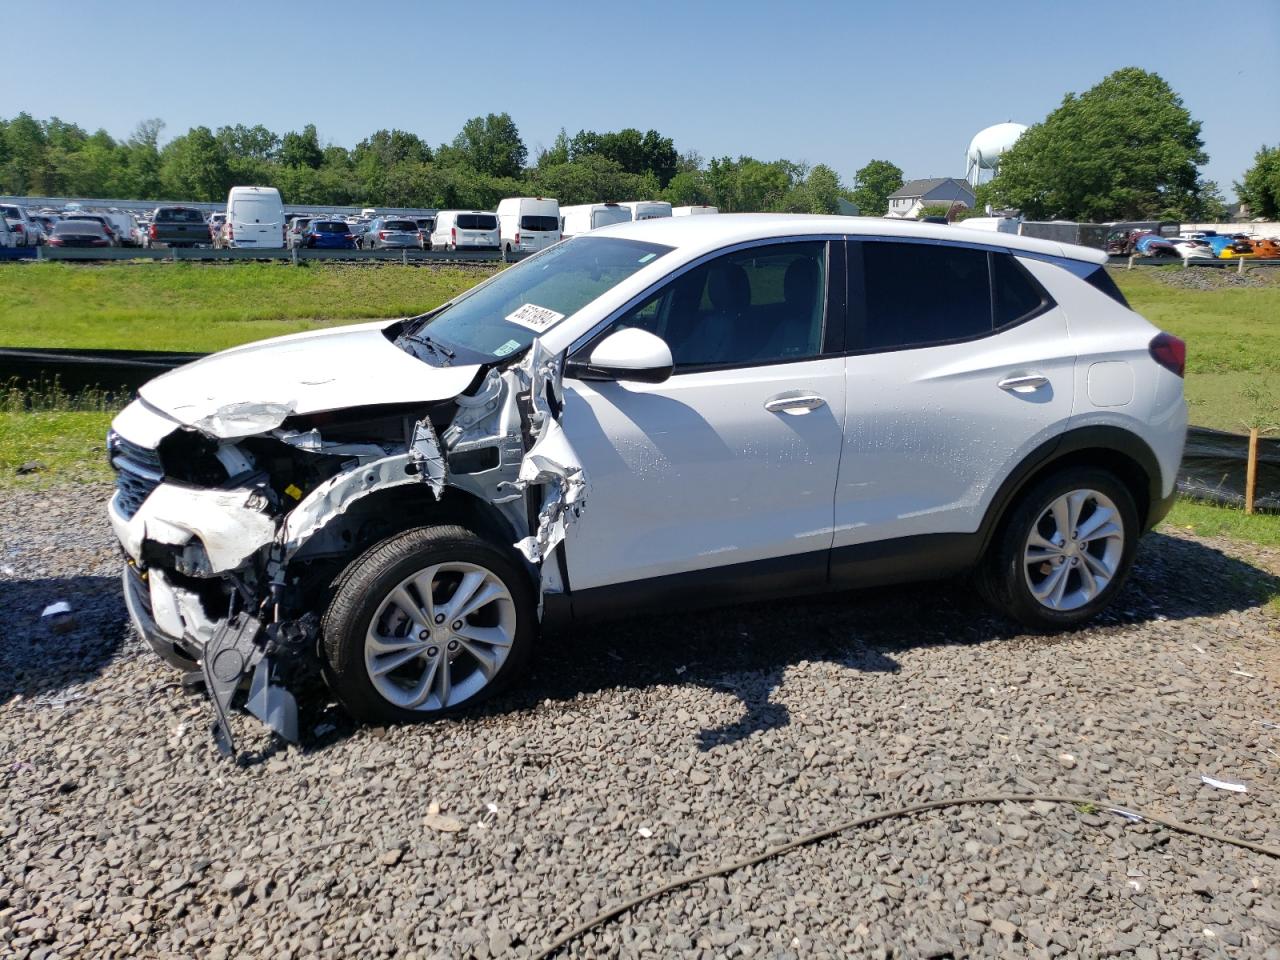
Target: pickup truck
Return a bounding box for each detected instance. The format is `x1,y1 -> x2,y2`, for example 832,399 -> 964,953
145,207 -> 211,248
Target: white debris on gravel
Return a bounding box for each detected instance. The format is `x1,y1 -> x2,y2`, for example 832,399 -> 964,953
1,483 -> 1278,959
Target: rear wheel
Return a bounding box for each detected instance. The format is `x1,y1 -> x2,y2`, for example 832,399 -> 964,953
322,525 -> 535,723
979,467 -> 1138,630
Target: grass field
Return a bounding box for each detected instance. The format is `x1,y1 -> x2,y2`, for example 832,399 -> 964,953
1113,267 -> 1280,433
1,261 -> 1277,545
0,261 -> 496,352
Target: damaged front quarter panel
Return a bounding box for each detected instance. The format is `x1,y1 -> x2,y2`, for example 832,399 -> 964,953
121,336 -> 589,758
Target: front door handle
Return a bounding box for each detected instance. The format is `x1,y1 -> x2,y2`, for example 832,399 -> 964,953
764,392 -> 826,415
997,373 -> 1049,394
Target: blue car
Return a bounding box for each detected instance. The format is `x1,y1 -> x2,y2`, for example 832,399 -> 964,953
1204,235 -> 1236,257
304,220 -> 357,249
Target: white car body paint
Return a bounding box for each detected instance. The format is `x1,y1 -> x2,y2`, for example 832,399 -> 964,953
561,355 -> 845,588
834,288 -> 1075,546
104,213 -> 1186,749
134,321 -> 482,437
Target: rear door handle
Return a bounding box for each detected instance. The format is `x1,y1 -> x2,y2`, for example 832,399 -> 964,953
765,392 -> 826,415
997,373 -> 1049,393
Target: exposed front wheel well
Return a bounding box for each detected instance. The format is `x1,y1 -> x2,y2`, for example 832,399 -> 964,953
285,484 -> 530,610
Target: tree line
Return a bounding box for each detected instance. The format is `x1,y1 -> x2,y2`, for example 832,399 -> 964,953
0,111 -> 901,215
0,68 -> 1269,221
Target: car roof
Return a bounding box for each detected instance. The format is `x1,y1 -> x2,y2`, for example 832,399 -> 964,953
590,213 -> 1108,265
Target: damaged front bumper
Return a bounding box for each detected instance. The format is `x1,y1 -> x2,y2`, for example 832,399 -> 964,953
108,336 -> 588,758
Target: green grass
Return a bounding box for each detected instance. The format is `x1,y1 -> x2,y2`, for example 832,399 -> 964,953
0,261 -> 495,352
0,411 -> 114,485
1163,498 -> 1280,547
1113,267 -> 1280,432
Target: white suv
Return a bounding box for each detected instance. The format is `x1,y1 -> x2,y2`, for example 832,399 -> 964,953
107,215 -> 1186,753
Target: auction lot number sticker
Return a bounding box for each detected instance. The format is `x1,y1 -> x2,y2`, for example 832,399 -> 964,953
506,303 -> 565,333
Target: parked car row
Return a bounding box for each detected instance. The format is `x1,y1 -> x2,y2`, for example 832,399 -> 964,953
1105,227 -> 1279,261
1,190 -> 724,255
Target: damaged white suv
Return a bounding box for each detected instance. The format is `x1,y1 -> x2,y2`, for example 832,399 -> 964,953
108,215 -> 1187,753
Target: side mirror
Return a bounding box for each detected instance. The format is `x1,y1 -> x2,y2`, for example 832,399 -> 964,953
565,328 -> 673,384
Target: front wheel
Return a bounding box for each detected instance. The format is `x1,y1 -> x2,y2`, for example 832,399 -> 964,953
978,467 -> 1138,630
322,525 -> 536,723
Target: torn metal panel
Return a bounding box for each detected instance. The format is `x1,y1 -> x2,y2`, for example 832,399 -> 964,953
409,417 -> 448,500
508,340 -> 589,565
274,428 -> 389,461
512,418 -> 588,563
279,448 -> 435,560
192,400 -> 296,439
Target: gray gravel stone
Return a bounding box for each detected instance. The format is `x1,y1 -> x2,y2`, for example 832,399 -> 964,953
1,483 -> 1277,959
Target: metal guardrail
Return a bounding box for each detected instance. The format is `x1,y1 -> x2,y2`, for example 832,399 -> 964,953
27,246 -> 521,264
1110,255 -> 1280,268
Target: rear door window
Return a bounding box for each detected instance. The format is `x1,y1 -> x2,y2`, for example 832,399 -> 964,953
854,241 -> 992,351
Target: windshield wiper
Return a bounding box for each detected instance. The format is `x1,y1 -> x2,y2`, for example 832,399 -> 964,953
403,331 -> 456,364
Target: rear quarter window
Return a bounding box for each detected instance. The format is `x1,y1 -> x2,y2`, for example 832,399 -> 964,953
1083,266 -> 1131,307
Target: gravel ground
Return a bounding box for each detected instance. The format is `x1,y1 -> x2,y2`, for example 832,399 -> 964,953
1,484 -> 1278,960
1147,266 -> 1275,291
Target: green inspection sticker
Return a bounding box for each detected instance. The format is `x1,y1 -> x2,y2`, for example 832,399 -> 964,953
493,339 -> 521,357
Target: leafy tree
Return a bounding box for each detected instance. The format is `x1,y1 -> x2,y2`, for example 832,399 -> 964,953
988,67 -> 1206,221
1235,145 -> 1280,219
569,128 -> 678,186
279,124 -> 323,169
450,113 -> 526,179
532,154 -> 657,205
159,126 -> 230,200
216,124 -> 279,162
536,128 -> 571,169
849,159 -> 903,216
663,170 -> 712,207
3,113 -> 52,193
121,119 -> 164,197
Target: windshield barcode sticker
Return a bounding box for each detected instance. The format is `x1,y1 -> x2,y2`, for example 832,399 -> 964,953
505,303 -> 565,332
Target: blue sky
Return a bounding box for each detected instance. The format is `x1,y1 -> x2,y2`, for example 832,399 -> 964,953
6,1 -> 1278,196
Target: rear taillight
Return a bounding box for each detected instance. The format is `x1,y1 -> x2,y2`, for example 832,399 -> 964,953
1149,332 -> 1186,378
515,232 -> 520,245
379,231 -> 387,240
13,224 -> 23,233
451,227 -> 456,242
148,224 -> 157,239
343,233 -> 353,240
228,224 -> 234,240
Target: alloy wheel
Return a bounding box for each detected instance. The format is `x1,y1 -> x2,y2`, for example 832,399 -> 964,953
364,561 -> 517,711
1022,489 -> 1125,611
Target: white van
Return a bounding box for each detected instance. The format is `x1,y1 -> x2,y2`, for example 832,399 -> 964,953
429,210 -> 500,251
622,200 -> 672,222
225,186 -> 285,249
558,202 -> 632,238
672,205 -> 719,216
496,197 -> 561,254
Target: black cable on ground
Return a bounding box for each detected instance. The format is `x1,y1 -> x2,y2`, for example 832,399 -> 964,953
532,792 -> 1280,959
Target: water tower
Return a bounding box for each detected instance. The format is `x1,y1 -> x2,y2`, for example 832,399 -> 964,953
966,122 -> 1027,187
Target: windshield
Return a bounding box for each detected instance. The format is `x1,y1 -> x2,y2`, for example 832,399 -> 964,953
456,214 -> 497,230
520,215 -> 559,232
400,236 -> 671,362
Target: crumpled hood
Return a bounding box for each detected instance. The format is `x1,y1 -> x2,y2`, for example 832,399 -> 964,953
138,320 -> 481,438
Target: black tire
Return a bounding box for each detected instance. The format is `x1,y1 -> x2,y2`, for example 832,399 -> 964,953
977,466 -> 1139,631
321,525 -> 536,724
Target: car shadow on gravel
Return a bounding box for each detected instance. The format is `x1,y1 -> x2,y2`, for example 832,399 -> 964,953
504,531 -> 1280,751
0,575 -> 130,704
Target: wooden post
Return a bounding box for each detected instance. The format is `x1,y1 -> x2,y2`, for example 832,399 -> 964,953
1245,427 -> 1259,515
1128,253 -> 1136,270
